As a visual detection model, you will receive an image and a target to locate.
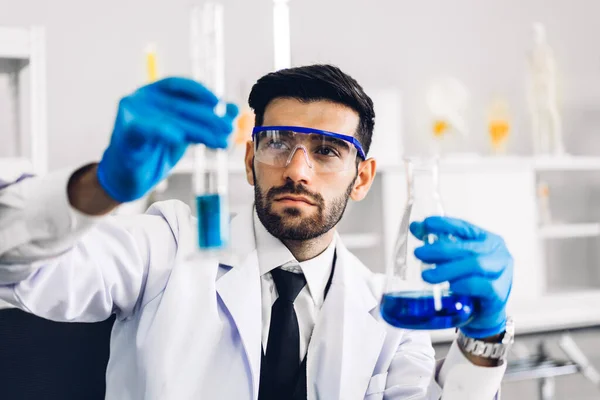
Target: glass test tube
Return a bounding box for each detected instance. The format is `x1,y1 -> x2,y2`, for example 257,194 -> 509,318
190,3 -> 229,250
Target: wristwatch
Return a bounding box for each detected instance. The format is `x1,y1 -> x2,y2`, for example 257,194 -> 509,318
457,317 -> 515,360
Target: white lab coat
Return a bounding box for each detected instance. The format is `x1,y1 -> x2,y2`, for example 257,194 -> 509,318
0,170 -> 505,400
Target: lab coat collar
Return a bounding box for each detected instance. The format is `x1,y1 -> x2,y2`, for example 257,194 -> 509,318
307,236 -> 387,399
216,204 -> 262,399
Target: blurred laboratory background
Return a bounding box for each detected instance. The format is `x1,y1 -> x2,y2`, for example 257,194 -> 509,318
2,0 -> 600,398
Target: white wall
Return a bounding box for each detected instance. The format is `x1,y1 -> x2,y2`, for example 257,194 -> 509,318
0,0 -> 274,170
2,0 -> 600,169
289,0 -> 600,156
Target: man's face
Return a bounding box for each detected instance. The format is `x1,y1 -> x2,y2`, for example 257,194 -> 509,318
245,98 -> 368,241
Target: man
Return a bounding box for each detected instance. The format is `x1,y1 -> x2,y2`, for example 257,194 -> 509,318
0,65 -> 513,399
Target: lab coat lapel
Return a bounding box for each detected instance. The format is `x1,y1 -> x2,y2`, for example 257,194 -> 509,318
308,238 -> 387,400
216,205 -> 262,399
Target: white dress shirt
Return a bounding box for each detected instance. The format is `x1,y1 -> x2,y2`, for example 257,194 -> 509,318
253,210 -> 336,362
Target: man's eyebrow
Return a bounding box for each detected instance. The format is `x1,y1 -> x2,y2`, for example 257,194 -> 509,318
275,129 -> 295,138
316,135 -> 350,148
259,129 -> 295,138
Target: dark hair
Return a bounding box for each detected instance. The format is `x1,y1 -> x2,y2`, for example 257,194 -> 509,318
248,64 -> 375,158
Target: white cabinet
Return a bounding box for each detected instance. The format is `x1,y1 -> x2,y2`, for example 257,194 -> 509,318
0,26 -> 47,177
377,156 -> 600,342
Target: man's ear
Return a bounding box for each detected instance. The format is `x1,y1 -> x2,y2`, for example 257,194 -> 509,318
245,141 -> 255,186
350,158 -> 376,201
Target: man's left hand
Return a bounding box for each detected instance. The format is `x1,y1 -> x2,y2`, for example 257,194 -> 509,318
410,216 -> 513,340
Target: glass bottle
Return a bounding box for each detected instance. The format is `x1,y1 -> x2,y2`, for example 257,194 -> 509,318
527,23 -> 565,155
487,97 -> 511,155
380,157 -> 475,330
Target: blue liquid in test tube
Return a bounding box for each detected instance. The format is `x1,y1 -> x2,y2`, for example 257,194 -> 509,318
192,142 -> 229,251
380,291 -> 474,330
196,193 -> 227,249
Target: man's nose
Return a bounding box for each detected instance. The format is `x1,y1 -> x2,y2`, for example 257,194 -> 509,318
282,146 -> 313,183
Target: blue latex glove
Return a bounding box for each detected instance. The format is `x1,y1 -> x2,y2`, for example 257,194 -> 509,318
97,77 -> 238,202
410,216 -> 513,339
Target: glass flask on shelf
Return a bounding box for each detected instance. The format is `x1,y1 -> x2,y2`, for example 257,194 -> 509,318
487,97 -> 511,155
380,157 -> 475,330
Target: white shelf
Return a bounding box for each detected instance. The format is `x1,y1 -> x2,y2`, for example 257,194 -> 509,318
0,26 -> 31,59
439,155 -> 600,172
375,157 -> 529,173
441,155 -> 530,171
170,155 -> 600,176
172,157 -> 526,175
0,157 -> 34,181
339,233 -> 380,249
381,155 -> 600,173
533,155 -> 600,171
429,290 -> 600,343
539,223 -> 600,239
172,158 -> 246,175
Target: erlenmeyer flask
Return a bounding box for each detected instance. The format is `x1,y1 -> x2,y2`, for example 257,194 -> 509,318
380,157 -> 474,330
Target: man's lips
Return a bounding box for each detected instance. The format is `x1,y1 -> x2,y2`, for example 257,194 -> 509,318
274,195 -> 315,205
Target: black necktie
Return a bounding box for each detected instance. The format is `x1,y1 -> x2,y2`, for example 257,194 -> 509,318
258,268 -> 307,399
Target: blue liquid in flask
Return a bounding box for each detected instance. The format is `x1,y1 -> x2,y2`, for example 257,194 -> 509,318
196,194 -> 226,249
380,291 -> 474,330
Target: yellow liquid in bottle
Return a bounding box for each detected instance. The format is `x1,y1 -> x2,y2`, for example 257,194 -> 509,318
487,99 -> 511,153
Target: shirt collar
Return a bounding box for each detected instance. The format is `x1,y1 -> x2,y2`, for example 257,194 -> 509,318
298,235 -> 336,307
253,207 -> 336,307
254,208 -> 296,276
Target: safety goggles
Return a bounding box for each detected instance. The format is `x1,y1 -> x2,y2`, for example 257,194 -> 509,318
252,126 -> 366,173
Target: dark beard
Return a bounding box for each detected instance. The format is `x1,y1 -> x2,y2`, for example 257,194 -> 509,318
253,166 -> 355,241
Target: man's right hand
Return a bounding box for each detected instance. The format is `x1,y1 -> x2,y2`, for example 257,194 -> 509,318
97,77 -> 238,203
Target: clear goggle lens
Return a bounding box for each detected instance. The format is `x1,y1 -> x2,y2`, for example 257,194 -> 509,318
253,128 -> 362,173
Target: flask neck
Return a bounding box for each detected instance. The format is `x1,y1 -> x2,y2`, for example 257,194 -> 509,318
405,159 -> 444,215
